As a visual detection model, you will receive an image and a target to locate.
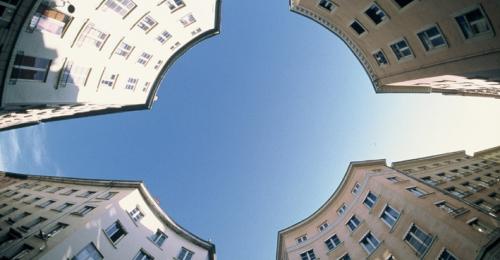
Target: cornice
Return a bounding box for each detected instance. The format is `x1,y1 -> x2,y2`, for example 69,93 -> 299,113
289,3 -> 380,92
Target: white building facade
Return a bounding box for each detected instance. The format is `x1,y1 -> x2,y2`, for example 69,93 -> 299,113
0,0 -> 221,130
0,172 -> 216,260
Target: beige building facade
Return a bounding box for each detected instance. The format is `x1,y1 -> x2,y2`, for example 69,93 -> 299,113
276,146 -> 500,260
0,171 -> 216,260
290,0 -> 500,98
0,0 -> 221,131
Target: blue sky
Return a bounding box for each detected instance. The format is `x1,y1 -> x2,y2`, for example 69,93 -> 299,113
1,1 -> 500,259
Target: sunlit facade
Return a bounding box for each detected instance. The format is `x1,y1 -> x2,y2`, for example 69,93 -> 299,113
276,146 -> 500,260
0,171 -> 216,260
290,0 -> 500,98
0,0 -> 221,130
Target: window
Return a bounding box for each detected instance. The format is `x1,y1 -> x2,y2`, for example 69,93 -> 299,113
406,187 -> 427,197
404,224 -> 433,256
47,187 -> 64,193
79,191 -> 96,198
28,4 -> 73,36
100,71 -> 118,88
455,7 -> 492,39
318,0 -> 335,11
363,192 -> 377,209
10,54 -> 51,82
133,249 -> 153,260
474,199 -> 495,213
373,50 -> 388,66
61,189 -> 79,196
164,0 -> 185,12
179,13 -> 196,27
337,203 -> 347,215
136,15 -> 157,32
154,60 -> 163,70
4,190 -> 18,197
178,247 -> 194,260
105,221 -> 127,244
114,41 -> 134,58
445,186 -> 468,198
421,176 -> 439,185
435,201 -> 459,214
300,249 -> 316,260
318,222 -> 328,232
461,181 -> 483,192
20,217 -> 47,231
360,232 -> 380,254
75,23 -> 109,49
9,244 -> 34,260
380,205 -> 400,228
53,202 -> 74,212
390,39 -> 413,60
0,208 -> 17,217
137,52 -> 152,66
38,200 -> 56,208
36,185 -> 51,191
72,205 -> 95,216
42,222 -> 68,238
150,229 -> 167,247
72,242 -> 103,260
297,234 -> 307,244
325,234 -> 341,251
101,0 -> 136,17
439,249 -> 457,260
0,0 -> 19,24
352,182 -> 361,194
468,218 -> 492,234
129,206 -> 144,222
393,0 -> 414,8
156,30 -> 172,44
365,4 -> 388,25
417,26 -> 447,51
125,77 -> 139,90
142,82 -> 151,92
6,211 -> 30,224
346,215 -> 360,231
489,192 -> 500,201
13,194 -> 29,201
59,61 -> 91,88
350,21 -> 366,35
98,191 -> 117,200
0,203 -> 7,209
339,254 -> 351,260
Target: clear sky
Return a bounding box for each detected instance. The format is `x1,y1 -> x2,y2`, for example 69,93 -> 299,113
1,1 -> 500,259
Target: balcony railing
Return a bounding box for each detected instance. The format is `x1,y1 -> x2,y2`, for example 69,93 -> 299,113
450,207 -> 469,217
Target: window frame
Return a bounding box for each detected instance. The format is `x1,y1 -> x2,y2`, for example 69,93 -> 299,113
359,231 -> 381,255
453,5 -> 494,41
104,220 -> 128,246
389,38 -> 414,61
403,223 -> 434,257
378,204 -> 401,229
363,2 -> 389,26
416,24 -> 448,52
349,20 -> 367,37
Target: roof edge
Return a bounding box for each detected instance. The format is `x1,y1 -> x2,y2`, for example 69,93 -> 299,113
391,150 -> 467,168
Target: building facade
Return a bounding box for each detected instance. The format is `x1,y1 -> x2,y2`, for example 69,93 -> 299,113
276,146 -> 500,260
0,0 -> 221,131
290,0 -> 500,98
0,172 -> 216,260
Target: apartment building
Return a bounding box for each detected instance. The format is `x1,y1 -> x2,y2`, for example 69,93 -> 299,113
290,0 -> 500,98
276,146 -> 500,260
0,0 -> 221,131
0,171 -> 216,260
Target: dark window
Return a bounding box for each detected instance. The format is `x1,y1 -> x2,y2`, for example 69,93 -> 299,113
350,21 -> 366,35
365,4 -> 387,24
394,0 -> 414,8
